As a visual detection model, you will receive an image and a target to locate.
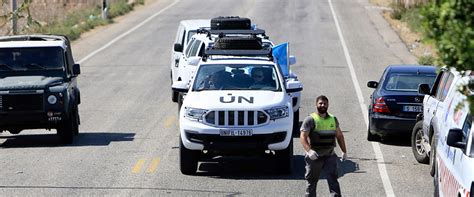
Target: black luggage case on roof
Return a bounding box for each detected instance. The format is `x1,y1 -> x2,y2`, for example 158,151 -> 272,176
210,16 -> 251,30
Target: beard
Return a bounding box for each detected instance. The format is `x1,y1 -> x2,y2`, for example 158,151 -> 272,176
317,107 -> 327,114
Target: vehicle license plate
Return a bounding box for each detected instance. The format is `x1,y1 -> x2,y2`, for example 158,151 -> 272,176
403,105 -> 422,112
219,129 -> 253,136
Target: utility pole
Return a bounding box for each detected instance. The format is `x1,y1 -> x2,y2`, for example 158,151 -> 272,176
11,0 -> 17,35
102,0 -> 108,20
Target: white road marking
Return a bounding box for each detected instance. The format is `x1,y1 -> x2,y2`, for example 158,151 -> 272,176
328,0 -> 396,196
77,0 -> 181,64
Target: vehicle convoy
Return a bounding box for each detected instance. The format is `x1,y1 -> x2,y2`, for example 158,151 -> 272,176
366,65 -> 437,141
427,70 -> 473,197
171,16 -> 302,135
171,17 -> 260,103
0,35 -> 81,144
172,37 -> 303,175
412,68 -> 462,171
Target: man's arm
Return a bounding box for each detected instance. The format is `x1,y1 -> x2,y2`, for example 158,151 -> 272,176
335,126 -> 347,153
300,130 -> 311,152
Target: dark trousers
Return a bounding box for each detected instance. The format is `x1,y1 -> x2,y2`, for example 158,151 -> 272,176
304,154 -> 341,197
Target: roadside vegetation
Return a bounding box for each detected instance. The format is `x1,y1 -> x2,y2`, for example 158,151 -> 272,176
0,0 -> 145,40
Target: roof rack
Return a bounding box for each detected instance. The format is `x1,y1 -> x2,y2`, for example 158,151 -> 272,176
0,34 -> 67,42
202,48 -> 273,61
196,28 -> 268,39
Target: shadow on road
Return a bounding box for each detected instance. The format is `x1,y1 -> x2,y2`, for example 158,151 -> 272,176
195,155 -> 306,180
378,135 -> 411,147
0,132 -> 135,148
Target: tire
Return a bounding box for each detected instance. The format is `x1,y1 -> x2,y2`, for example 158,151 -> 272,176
429,134 -> 437,177
213,37 -> 262,50
367,118 -> 380,142
210,16 -> 251,30
177,93 -> 183,114
433,160 -> 440,197
275,139 -> 293,174
172,90 -> 178,103
179,136 -> 200,175
411,121 -> 429,164
292,109 -> 300,137
57,106 -> 79,144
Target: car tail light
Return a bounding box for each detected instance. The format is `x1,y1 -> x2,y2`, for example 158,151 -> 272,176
373,97 -> 390,113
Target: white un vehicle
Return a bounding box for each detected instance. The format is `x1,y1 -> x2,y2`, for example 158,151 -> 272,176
429,70 -> 473,197
172,39 -> 302,175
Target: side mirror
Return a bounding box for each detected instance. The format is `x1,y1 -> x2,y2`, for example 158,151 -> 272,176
174,43 -> 183,52
447,128 -> 466,149
367,81 -> 378,89
187,57 -> 201,66
172,81 -> 189,93
289,55 -> 296,66
418,84 -> 430,95
72,63 -> 81,76
286,80 -> 303,93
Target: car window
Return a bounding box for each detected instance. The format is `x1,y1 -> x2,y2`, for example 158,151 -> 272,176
0,47 -> 65,71
440,73 -> 454,101
186,30 -> 197,45
193,64 -> 281,91
383,73 -> 436,91
435,72 -> 451,100
462,114 -> 473,156
188,40 -> 202,57
430,71 -> 445,96
184,39 -> 196,58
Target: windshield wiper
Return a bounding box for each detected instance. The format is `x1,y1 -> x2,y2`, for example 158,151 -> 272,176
23,63 -> 47,70
0,63 -> 15,71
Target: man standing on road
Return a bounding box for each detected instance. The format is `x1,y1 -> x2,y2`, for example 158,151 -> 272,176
300,95 -> 347,197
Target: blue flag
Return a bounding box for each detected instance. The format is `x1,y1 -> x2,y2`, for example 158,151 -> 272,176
272,42 -> 289,77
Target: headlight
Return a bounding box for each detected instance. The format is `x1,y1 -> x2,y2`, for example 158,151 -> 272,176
47,95 -> 57,105
185,107 -> 208,121
265,106 -> 289,120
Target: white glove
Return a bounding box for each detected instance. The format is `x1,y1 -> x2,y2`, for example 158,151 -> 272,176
341,152 -> 347,161
307,149 -> 319,160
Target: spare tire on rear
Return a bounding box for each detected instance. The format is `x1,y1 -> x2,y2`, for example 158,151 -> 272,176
211,16 -> 251,30
213,37 -> 262,50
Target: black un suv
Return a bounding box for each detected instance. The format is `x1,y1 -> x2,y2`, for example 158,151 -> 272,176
0,35 -> 81,144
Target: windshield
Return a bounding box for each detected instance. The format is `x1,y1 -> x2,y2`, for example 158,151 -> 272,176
0,47 -> 65,76
384,73 -> 436,91
192,64 -> 281,91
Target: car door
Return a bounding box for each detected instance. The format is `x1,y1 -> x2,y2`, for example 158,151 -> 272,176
432,72 -> 455,137
423,71 -> 448,139
179,39 -> 203,84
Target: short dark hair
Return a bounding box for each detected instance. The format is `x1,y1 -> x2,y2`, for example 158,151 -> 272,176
316,95 -> 328,103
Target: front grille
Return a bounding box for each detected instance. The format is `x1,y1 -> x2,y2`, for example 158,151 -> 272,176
1,94 -> 44,112
204,110 -> 269,127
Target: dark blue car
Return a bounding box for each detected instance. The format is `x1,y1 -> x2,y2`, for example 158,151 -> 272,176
367,65 -> 437,141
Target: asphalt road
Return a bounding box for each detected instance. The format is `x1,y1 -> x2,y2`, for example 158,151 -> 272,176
0,0 -> 433,196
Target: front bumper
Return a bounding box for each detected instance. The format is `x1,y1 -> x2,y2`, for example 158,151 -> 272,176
370,113 -> 416,137
180,116 -> 292,153
0,111 -> 65,131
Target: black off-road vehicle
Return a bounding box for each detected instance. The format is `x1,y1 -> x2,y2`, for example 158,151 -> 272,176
0,35 -> 81,144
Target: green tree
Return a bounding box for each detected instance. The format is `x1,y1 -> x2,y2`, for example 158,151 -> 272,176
422,0 -> 474,111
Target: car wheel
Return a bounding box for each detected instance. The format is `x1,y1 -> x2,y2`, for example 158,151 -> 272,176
275,139 -> 293,174
433,159 -> 440,197
411,121 -> 429,164
367,118 -> 380,142
57,106 -> 78,144
429,135 -> 437,177
172,90 -> 178,103
179,136 -> 200,175
292,109 -> 300,137
177,93 -> 183,114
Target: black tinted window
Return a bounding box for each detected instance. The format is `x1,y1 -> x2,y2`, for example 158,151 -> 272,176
0,47 -> 65,74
